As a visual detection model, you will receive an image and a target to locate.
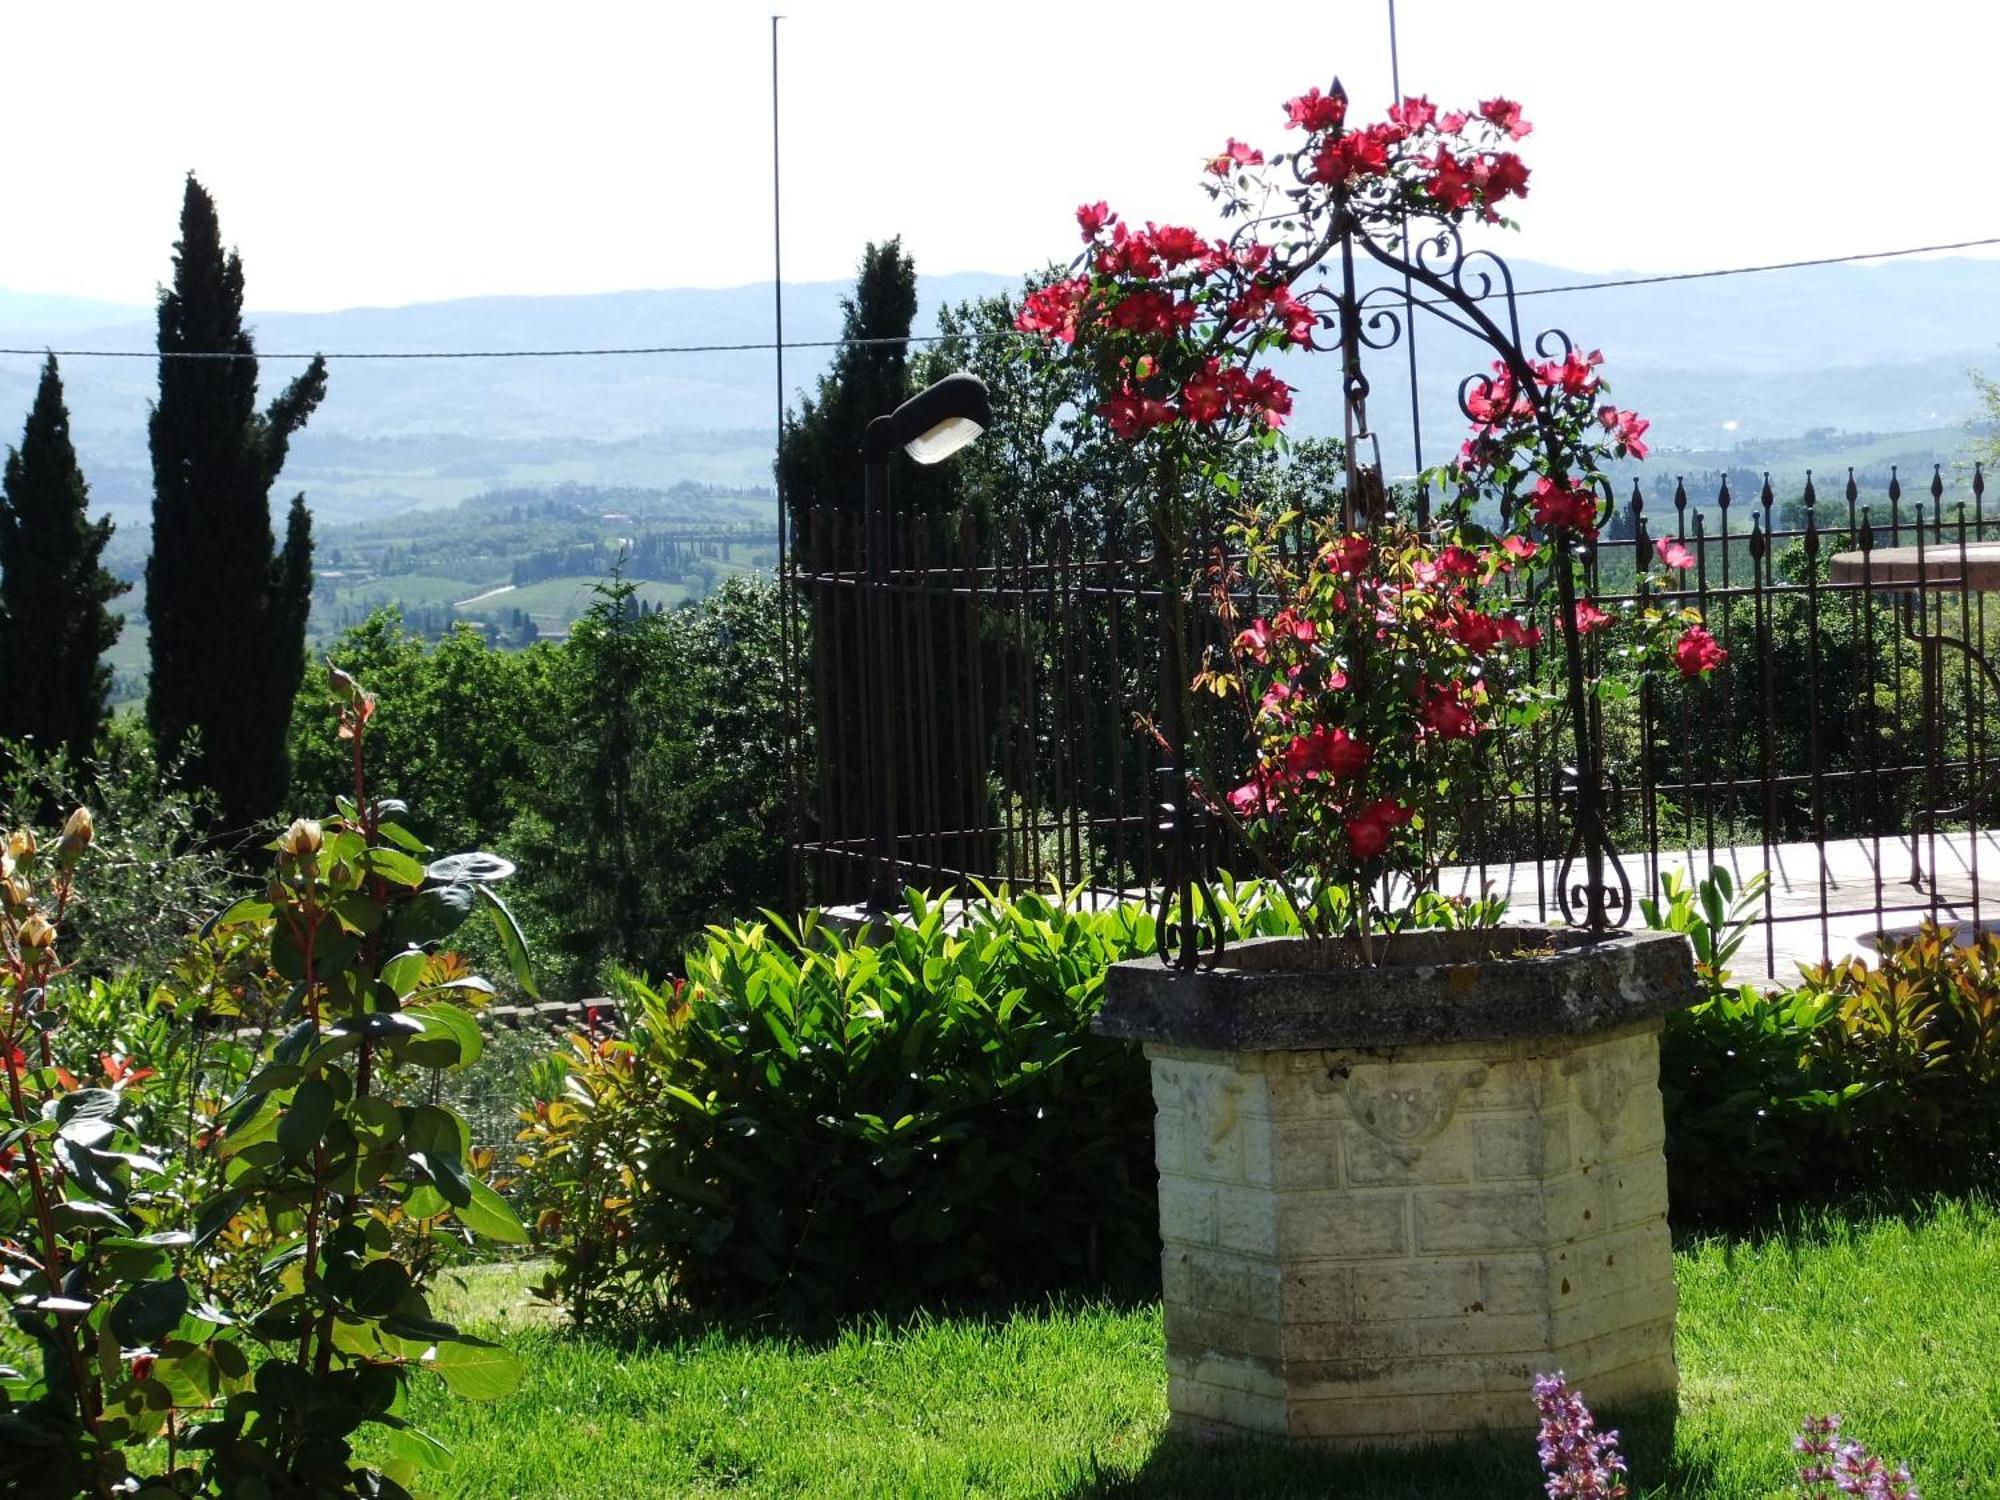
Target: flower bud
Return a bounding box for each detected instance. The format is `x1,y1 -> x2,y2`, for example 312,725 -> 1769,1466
19,912 -> 56,950
7,828 -> 35,861
61,807 -> 94,848
280,818 -> 324,859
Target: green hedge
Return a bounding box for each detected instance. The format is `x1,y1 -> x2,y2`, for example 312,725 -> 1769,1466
514,883 -> 1310,1320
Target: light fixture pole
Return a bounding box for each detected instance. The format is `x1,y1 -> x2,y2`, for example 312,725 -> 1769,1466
860,372 -> 993,912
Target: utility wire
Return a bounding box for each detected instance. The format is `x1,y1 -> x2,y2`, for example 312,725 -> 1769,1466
5,234 -> 1996,363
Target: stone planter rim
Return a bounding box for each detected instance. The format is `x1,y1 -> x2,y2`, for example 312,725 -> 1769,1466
1093,924 -> 1696,1052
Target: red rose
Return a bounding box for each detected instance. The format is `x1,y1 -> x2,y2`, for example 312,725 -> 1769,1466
1344,797 -> 1410,861
1448,607 -> 1503,653
1270,608 -> 1316,645
1531,477 -> 1599,537
1229,775 -> 1280,818
1015,279 -> 1089,344
1674,625 -> 1728,677
1283,725 -> 1370,781
1478,97 -> 1532,139
1101,390 -> 1174,440
1284,86 -> 1347,133
1573,599 -> 1614,634
1234,618 -> 1275,662
1598,405 -> 1650,459
1484,151 -> 1531,202
1259,670 -> 1303,722
1323,533 -> 1372,576
1206,138 -> 1266,176
1147,223 -> 1206,267
1427,147 -> 1475,210
1501,535 -> 1539,563
1654,536 -> 1696,571
1268,286 -> 1319,346
1105,288 -> 1179,336
1182,370 -> 1228,424
1389,95 -> 1438,132
1244,369 -> 1294,428
1541,348 -> 1601,398
1436,545 -> 1480,579
1076,202 -> 1114,240
1312,127 -> 1393,185
1419,680 -> 1480,739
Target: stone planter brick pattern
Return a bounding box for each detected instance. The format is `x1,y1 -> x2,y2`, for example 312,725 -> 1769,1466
1100,930 -> 1693,1448
1148,1025 -> 1675,1444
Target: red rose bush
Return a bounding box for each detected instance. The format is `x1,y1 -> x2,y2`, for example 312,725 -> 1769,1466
1016,78 -> 1725,955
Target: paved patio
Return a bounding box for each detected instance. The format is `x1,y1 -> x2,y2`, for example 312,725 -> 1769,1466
1443,829 -> 2000,984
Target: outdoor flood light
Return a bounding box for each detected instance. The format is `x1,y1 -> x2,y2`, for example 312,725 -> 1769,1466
863,372 -> 992,464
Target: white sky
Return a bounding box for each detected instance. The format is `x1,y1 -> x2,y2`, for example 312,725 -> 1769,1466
6,0 -> 1998,312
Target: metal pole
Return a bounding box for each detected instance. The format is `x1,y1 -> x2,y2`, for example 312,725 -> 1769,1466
865,447 -> 898,912
1387,0 -> 1425,508
771,13 -> 803,908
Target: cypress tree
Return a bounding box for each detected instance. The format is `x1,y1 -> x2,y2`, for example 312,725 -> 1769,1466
0,355 -> 128,765
779,237 -> 955,541
146,174 -> 328,828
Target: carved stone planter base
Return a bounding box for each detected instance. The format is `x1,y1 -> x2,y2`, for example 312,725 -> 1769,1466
1098,929 -> 1693,1447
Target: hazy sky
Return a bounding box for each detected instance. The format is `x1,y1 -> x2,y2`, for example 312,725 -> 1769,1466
7,0 -> 1998,313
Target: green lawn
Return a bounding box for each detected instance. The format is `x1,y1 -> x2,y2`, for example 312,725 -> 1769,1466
391,1196 -> 2000,1498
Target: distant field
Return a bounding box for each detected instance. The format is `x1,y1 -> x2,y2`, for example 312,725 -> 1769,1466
328,573 -> 483,611
456,575 -> 692,628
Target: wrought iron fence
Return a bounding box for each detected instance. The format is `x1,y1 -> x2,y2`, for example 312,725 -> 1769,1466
785,458 -> 1997,972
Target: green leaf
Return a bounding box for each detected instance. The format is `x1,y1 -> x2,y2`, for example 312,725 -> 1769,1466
345,1258 -> 414,1316
374,1413 -> 455,1469
278,1079 -> 336,1164
402,1183 -> 450,1219
272,1019 -> 320,1066
207,896 -> 274,932
388,882 -> 478,948
50,1198 -> 132,1235
405,1104 -> 469,1164
152,1345 -> 221,1408
405,1003 -> 483,1070
452,1176 -> 526,1245
380,950 -> 430,1000
365,847 -> 430,888
429,1337 -> 523,1400
375,820 -> 429,855
426,1150 -> 474,1208
192,1192 -> 246,1248
474,884 -> 539,999
110,1278 -> 190,1346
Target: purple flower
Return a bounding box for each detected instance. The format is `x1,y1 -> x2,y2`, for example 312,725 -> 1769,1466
1796,1416 -> 1919,1500
1532,1372 -> 1629,1500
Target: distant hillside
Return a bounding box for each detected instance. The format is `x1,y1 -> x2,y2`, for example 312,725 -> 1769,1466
2,257 -> 1995,530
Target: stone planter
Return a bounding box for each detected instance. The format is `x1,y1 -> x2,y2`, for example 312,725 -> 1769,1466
1094,925 -> 1696,1447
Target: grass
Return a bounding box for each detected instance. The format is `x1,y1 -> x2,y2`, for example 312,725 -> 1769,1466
387,1195 -> 2000,1499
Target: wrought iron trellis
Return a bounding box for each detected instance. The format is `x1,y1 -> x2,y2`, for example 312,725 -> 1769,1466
1144,100 -> 1634,971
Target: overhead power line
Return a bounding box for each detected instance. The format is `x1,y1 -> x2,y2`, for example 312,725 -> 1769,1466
3,234 -> 1996,363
